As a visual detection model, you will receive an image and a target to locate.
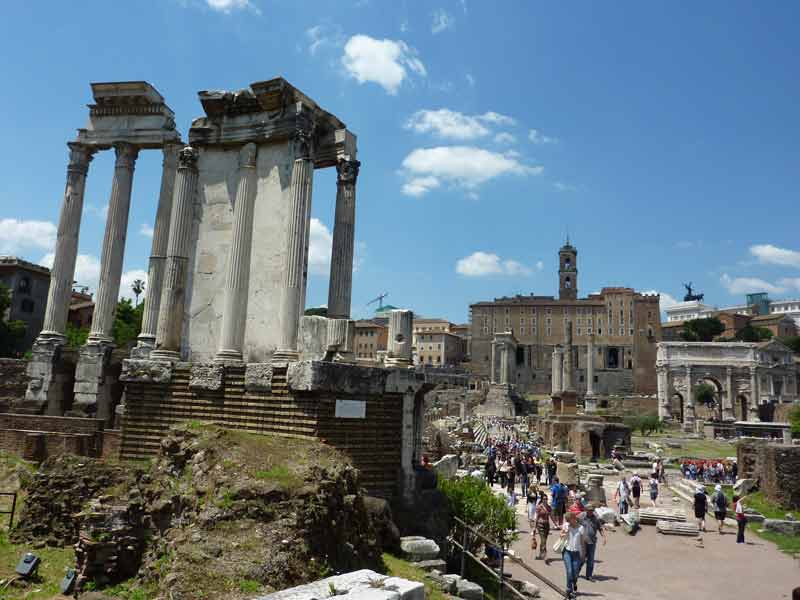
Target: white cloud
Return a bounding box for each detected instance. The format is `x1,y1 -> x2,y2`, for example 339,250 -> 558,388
0,218 -> 57,254
779,278 -> 800,291
120,269 -> 149,302
645,290 -> 679,314
139,223 -> 154,238
205,0 -> 258,14
553,181 -> 576,192
750,244 -> 800,268
405,108 -> 516,140
494,132 -> 516,145
431,9 -> 454,34
720,273 -> 785,295
535,261 -> 544,271
465,73 -> 476,87
528,128 -> 557,144
456,251 -> 532,277
86,203 -> 108,220
400,145 -> 542,197
675,241 -> 694,249
308,218 -> 333,276
341,35 -> 426,95
305,24 -> 343,56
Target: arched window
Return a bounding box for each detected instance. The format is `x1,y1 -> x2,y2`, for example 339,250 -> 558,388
565,277 -> 572,289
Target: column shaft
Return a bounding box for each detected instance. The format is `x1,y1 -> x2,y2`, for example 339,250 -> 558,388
327,159 -> 360,319
683,366 -> 695,431
749,367 -> 760,421
724,367 -> 735,421
216,143 -> 259,362
152,147 -> 200,360
136,143 -> 180,351
491,343 -> 497,384
586,336 -> 595,396
551,348 -> 562,394
39,143 -> 94,341
274,150 -> 314,362
88,142 -> 139,343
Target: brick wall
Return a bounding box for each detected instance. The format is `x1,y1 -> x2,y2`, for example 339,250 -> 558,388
760,445 -> 800,509
0,359 -> 30,411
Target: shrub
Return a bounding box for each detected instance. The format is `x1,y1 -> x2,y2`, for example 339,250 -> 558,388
438,476 -> 517,548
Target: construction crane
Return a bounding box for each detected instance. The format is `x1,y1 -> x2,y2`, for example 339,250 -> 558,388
367,292 -> 389,310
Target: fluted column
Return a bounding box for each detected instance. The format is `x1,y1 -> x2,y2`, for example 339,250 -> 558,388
135,143 -> 180,354
39,143 -> 95,342
499,344 -> 509,384
327,158 -> 360,319
551,347 -> 562,394
656,367 -> 670,419
586,335 -> 595,396
216,143 -> 259,362
683,365 -> 696,431
490,342 -> 497,384
87,142 -> 139,344
749,366 -> 761,421
386,309 -> 413,368
274,128 -> 315,363
563,321 -> 575,392
724,367 -> 735,421
152,147 -> 200,361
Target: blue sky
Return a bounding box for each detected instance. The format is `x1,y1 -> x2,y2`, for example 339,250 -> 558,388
1,1 -> 799,323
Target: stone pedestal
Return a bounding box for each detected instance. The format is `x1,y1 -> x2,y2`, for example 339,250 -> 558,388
326,318 -> 355,362
554,390 -> 578,415
586,474 -> 607,506
71,342 -> 114,420
584,395 -> 598,413
20,340 -> 69,415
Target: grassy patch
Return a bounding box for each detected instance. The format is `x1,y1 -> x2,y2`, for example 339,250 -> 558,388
631,433 -> 736,460
750,525 -> 800,555
382,553 -> 449,600
0,530 -> 74,599
255,464 -> 299,487
238,579 -> 262,594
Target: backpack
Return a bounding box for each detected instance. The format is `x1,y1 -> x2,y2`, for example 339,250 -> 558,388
558,483 -> 569,503
715,492 -> 728,510
632,479 -> 641,494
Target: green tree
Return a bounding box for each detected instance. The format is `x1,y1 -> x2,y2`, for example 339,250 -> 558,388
789,404 -> 800,436
439,476 -> 517,549
681,317 -> 725,342
0,283 -> 26,357
112,298 -> 144,348
131,279 -> 145,307
65,322 -> 89,349
694,383 -> 716,406
778,336 -> 800,354
304,306 -> 328,317
735,325 -> 773,343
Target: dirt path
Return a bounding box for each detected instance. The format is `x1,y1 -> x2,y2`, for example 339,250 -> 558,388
497,481 -> 799,599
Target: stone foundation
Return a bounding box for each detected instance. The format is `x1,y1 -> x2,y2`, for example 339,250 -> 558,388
0,358 -> 30,412
538,414 -> 631,460
737,439 -> 800,509
0,413 -> 117,461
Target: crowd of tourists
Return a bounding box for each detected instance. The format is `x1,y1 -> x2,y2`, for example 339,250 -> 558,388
680,459 -> 738,483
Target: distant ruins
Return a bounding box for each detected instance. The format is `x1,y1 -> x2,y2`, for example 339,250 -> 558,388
6,78 -> 453,501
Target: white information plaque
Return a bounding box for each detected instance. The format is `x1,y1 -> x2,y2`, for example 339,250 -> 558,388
335,399 -> 367,419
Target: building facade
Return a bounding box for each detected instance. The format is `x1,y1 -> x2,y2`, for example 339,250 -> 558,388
469,241 -> 662,395
0,257 -> 52,353
412,318 -> 469,367
354,320 -> 388,362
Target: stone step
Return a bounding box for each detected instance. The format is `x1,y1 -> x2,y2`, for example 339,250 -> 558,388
638,508 -> 687,525
656,520 -> 700,536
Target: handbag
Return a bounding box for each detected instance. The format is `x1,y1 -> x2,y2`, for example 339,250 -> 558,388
552,536 -> 568,553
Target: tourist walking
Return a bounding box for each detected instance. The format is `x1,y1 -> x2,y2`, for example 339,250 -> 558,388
630,472 -> 642,509
734,494 -> 749,543
578,503 -> 606,582
649,473 -> 659,506
550,477 -> 568,526
712,484 -> 728,534
485,455 -> 496,486
533,492 -> 554,561
614,475 -> 630,515
559,511 -> 588,599
694,485 -> 708,532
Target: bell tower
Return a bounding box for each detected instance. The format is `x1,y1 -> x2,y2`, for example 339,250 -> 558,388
558,237 -> 578,300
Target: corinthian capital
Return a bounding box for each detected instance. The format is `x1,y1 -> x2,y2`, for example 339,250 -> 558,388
113,142 -> 139,169
66,142 -> 95,174
336,159 -> 360,185
292,117 -> 315,160
239,142 -> 258,169
162,142 -> 182,168
178,146 -> 199,169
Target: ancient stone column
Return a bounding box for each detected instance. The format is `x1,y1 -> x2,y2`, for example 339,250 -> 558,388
273,129 -> 314,363
748,366 -> 760,421
499,344 -> 509,385
723,367 -> 735,421
325,318 -> 355,362
151,146 -> 200,361
551,347 -> 562,394
656,367 -> 670,420
38,143 -> 95,343
683,365 -> 696,432
87,142 -> 140,344
134,143 -> 180,356
491,342 -> 497,384
216,143 -> 259,363
562,321 -> 575,392
327,158 -> 360,319
586,335 -> 595,396
386,309 -> 413,368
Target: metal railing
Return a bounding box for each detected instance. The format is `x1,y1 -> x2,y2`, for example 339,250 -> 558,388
0,492 -> 17,528
449,516 -> 566,599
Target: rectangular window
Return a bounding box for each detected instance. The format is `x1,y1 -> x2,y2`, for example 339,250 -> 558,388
629,328 -> 634,336
546,327 -> 551,336
587,327 -> 593,335
520,317 -> 525,325
520,327 -> 525,336
577,328 -> 582,335
546,308 -> 552,315
619,327 -> 624,336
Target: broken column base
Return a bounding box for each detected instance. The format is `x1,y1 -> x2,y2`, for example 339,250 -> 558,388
71,341 -> 115,421
584,394 -> 598,413
552,390 -> 578,415
475,383 -> 516,418
18,337 -> 71,415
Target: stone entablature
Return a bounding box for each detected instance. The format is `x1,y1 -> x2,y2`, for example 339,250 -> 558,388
656,341 -> 799,428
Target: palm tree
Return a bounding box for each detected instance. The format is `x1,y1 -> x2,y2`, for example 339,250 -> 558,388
132,279 -> 145,307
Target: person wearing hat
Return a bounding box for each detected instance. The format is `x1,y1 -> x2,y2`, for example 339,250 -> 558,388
711,484 -> 729,534
694,484 -> 709,532
578,503 -> 606,582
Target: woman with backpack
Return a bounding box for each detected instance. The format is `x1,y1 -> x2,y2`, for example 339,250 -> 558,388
649,473 -> 660,506
630,472 -> 642,509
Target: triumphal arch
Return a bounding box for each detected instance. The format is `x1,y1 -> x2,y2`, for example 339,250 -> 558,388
656,341 -> 799,429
